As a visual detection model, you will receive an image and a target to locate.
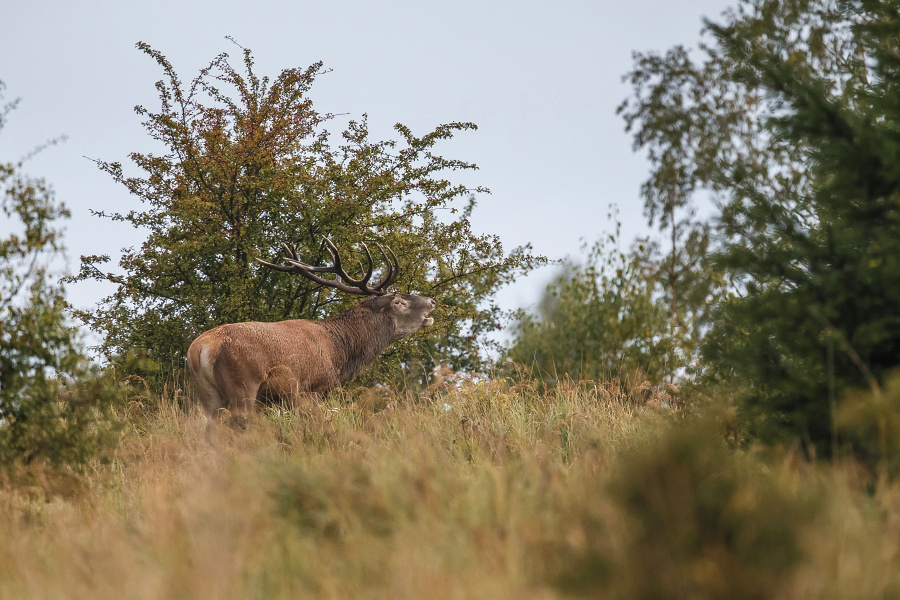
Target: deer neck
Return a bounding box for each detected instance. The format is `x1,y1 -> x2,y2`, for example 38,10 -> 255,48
321,305 -> 395,383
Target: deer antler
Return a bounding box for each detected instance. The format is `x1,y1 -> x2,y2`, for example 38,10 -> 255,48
256,237 -> 400,296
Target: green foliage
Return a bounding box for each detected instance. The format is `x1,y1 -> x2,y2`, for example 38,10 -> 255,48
0,84 -> 122,484
507,223 -> 669,384
621,0 -> 900,454
71,41 -> 544,382
703,0 -> 900,451
506,213 -> 720,385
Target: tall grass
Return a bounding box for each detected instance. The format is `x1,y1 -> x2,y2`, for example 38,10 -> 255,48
1,377 -> 899,599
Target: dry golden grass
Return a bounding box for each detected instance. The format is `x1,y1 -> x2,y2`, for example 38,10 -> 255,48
2,377 -> 900,599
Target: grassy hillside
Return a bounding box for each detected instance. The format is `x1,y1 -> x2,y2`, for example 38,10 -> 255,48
2,378 -> 899,599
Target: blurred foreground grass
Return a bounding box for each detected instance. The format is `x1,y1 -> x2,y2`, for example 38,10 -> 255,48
2,376 -> 899,599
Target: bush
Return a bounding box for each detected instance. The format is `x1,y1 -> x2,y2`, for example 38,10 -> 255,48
551,419 -> 821,599
71,41 -> 544,383
1,83 -> 123,489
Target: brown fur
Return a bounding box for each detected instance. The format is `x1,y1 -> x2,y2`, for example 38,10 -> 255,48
187,293 -> 435,434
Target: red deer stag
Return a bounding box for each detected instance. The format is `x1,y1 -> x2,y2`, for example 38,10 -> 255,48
187,238 -> 436,433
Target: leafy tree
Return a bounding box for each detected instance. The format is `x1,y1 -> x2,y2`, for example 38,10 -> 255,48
0,83 -> 120,482
621,0 -> 900,452
617,40 -> 737,382
506,216 -> 674,386
708,0 -> 900,450
71,41 -> 544,383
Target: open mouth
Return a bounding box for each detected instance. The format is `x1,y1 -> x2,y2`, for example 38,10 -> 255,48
421,298 -> 436,327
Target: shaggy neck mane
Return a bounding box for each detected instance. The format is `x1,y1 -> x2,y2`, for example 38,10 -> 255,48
320,301 -> 394,383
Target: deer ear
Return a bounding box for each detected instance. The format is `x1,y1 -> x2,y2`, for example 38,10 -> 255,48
372,293 -> 395,312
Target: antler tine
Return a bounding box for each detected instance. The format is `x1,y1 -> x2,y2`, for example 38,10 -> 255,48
372,243 -> 401,291
321,237 -> 376,291
385,244 -> 401,287
322,237 -> 344,275
255,239 -> 363,294
285,242 -> 337,273
257,237 -> 398,296
358,243 -> 376,286
253,242 -> 299,272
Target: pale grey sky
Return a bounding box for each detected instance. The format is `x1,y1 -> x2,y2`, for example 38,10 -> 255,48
1,0 -> 733,329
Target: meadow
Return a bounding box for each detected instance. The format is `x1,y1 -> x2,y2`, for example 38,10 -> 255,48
2,374 -> 899,600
